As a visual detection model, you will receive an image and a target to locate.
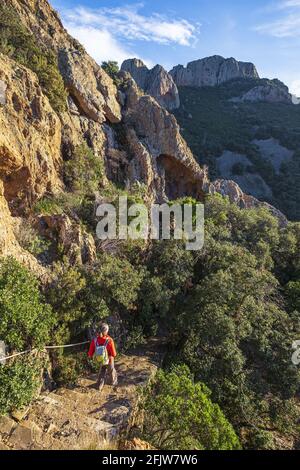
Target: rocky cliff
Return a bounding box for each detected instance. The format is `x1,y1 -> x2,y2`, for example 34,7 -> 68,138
170,55 -> 259,88
0,0 -> 287,277
121,59 -> 180,111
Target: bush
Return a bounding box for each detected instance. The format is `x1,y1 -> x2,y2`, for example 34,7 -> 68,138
51,351 -> 94,386
63,143 -> 104,195
0,356 -> 43,415
141,365 -> 241,450
46,259 -> 87,345
101,61 -> 120,86
84,254 -> 144,314
14,219 -> 51,257
33,196 -> 65,216
0,257 -> 56,350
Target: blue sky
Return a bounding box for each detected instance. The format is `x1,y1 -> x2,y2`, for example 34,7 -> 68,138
52,0 -> 300,95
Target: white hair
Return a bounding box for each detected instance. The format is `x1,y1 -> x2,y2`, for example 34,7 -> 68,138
100,323 -> 109,334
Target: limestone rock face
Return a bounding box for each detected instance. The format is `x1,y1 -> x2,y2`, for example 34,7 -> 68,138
0,181 -> 47,278
170,55 -> 259,87
121,76 -> 207,201
207,179 -> 287,226
38,214 -> 96,265
59,50 -> 121,124
4,0 -> 121,124
121,59 -> 180,110
234,84 -> 292,104
0,54 -> 62,214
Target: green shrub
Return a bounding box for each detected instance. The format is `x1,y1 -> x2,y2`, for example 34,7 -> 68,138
0,257 -> 56,350
14,219 -> 51,256
141,365 -> 241,450
246,430 -> 276,450
46,259 -> 87,345
33,196 -> 65,216
0,356 -> 43,415
52,349 -> 101,387
101,60 -> 120,86
63,143 -> 104,197
0,5 -> 67,112
84,254 -> 144,313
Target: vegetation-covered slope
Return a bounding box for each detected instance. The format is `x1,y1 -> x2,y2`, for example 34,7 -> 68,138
174,79 -> 300,220
1,192 -> 300,449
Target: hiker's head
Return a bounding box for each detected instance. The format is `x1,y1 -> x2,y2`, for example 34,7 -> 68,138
100,323 -> 109,336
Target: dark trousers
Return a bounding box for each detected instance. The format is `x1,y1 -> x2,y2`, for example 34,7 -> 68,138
97,362 -> 118,387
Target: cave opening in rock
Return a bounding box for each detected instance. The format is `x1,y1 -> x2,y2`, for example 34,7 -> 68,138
157,154 -> 204,201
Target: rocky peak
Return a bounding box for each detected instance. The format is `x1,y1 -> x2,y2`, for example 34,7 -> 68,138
121,58 -> 149,89
121,58 -> 180,111
169,55 -> 259,88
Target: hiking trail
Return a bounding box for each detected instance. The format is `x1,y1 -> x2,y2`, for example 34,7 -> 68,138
0,340 -> 163,450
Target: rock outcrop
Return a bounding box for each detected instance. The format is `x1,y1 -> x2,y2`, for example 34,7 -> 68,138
121,438 -> 156,450
170,55 -> 259,88
0,181 -> 48,278
121,59 -> 180,110
59,49 -> 121,124
232,83 -> 292,104
4,0 -> 121,125
0,54 -> 62,214
120,73 -> 207,201
207,179 -> 287,226
37,214 -> 96,265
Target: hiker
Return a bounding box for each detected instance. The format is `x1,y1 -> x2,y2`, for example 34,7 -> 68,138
88,323 -> 118,391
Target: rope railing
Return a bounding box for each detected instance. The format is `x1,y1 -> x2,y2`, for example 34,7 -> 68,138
2,349 -> 33,361
0,341 -> 90,364
45,341 -> 89,350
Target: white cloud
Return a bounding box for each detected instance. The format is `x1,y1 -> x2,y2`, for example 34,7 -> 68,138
255,15 -> 300,37
65,24 -> 136,66
62,4 -> 199,47
255,0 -> 300,37
279,0 -> 300,8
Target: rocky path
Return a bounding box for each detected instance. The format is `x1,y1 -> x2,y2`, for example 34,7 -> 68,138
0,341 -> 162,450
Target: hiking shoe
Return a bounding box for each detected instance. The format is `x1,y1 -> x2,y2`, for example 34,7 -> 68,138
98,380 -> 105,392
